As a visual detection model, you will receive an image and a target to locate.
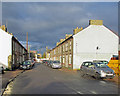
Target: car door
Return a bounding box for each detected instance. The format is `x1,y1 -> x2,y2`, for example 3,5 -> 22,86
83,62 -> 89,75
87,63 -> 95,76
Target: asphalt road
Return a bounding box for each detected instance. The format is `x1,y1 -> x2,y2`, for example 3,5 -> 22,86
3,63 -> 119,95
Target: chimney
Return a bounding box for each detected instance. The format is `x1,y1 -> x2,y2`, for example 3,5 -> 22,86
73,27 -> 83,35
89,20 -> 103,25
60,39 -> 65,43
65,34 -> 72,39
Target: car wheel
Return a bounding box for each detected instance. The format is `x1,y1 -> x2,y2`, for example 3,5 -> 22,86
95,73 -> 100,79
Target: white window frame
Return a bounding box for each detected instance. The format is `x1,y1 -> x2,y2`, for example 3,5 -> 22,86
69,54 -> 72,64
70,41 -> 71,50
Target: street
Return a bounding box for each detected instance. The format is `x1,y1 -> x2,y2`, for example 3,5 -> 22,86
3,63 -> 118,95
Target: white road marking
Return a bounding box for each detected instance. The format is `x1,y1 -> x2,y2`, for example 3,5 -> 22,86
77,91 -> 83,94
90,90 -> 97,94
100,81 -> 106,84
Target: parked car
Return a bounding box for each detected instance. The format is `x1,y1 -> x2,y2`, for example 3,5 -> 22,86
20,60 -> 33,70
51,61 -> 62,69
47,60 -> 53,67
0,64 -> 4,74
31,59 -> 35,66
93,60 -> 109,65
80,61 -> 115,79
42,60 -> 49,65
42,60 -> 48,64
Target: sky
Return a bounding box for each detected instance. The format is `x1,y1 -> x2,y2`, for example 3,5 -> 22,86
2,2 -> 118,54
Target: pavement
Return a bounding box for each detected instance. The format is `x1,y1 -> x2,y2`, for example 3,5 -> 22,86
58,67 -> 77,73
2,63 -> 118,95
0,69 -> 24,95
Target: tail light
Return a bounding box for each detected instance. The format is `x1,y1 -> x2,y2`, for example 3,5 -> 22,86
80,65 -> 82,69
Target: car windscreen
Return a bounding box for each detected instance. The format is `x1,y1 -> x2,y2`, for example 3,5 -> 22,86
95,63 -> 109,68
22,61 -> 31,65
100,61 -> 108,65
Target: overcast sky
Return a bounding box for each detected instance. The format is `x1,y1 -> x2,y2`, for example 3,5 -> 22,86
2,2 -> 118,54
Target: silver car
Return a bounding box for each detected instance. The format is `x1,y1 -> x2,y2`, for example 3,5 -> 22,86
51,61 -> 62,69
80,61 -> 115,79
93,60 -> 109,65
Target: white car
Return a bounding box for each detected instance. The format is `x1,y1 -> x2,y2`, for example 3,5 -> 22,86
51,61 -> 62,69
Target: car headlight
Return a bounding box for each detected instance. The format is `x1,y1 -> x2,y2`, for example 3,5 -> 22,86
100,70 -> 107,77
100,70 -> 106,74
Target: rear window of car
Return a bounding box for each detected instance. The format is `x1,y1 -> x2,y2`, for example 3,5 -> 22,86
22,61 -> 31,65
82,62 -> 93,67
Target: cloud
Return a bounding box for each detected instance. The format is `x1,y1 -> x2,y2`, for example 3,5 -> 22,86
2,2 -> 118,54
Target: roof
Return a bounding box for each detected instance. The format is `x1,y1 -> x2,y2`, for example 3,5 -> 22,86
51,35 -> 73,51
51,20 -> 118,52
12,36 -> 27,51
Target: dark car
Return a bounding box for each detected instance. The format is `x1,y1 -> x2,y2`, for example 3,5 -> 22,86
42,60 -> 49,65
0,64 -> 4,74
20,60 -> 33,70
42,60 -> 47,64
47,60 -> 53,67
80,61 -> 115,79
31,59 -> 35,67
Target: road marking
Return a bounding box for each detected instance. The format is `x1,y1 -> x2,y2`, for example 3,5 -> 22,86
77,91 -> 83,94
100,81 -> 106,84
90,91 -> 97,94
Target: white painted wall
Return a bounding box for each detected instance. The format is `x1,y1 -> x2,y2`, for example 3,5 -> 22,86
0,29 -> 12,68
73,25 -> 118,69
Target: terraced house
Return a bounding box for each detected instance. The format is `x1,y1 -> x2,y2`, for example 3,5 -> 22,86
50,20 -> 118,69
50,27 -> 82,69
0,25 -> 27,70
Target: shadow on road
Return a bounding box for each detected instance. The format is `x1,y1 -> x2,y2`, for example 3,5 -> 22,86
27,81 -> 76,94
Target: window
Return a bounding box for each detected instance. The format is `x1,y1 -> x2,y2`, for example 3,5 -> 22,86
69,54 -> 71,64
84,62 -> 92,67
84,63 -> 89,67
63,55 -> 65,63
88,63 -> 95,68
70,41 -> 71,50
66,42 -> 68,51
60,46 -> 61,53
63,45 -> 64,52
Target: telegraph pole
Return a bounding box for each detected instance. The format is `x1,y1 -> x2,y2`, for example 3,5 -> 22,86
26,32 -> 28,52
6,19 -> 8,32
26,32 -> 28,59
